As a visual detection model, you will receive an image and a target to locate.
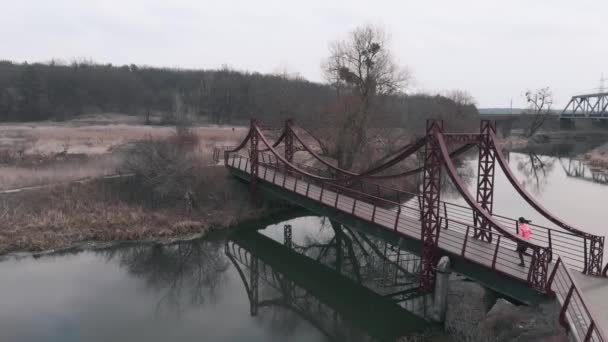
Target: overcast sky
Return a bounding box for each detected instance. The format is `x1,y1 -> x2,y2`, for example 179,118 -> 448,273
1,0 -> 606,108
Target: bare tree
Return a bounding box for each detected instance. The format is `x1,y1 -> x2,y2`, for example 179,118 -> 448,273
321,24 -> 411,169
120,135 -> 203,208
445,90 -> 477,107
524,87 -> 553,137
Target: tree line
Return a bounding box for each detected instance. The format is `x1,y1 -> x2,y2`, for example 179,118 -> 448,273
0,59 -> 478,130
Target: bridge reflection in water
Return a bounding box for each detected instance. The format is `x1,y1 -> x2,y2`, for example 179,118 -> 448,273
226,219 -> 436,341
560,157 -> 608,185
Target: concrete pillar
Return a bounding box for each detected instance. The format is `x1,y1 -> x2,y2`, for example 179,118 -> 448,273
432,256 -> 451,322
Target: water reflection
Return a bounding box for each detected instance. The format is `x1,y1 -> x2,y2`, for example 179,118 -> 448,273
100,240 -> 229,314
226,219 -> 432,341
501,152 -> 608,194
283,219 -> 423,300
515,152 -> 555,193
506,139 -> 608,188
559,158 -> 608,185
0,214 -> 442,342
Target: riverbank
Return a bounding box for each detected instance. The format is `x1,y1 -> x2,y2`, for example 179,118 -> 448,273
581,141 -> 608,170
0,168 -> 290,255
0,115 -> 266,255
444,278 -> 567,341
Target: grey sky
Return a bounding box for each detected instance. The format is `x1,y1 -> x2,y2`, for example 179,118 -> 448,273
2,0 -> 606,108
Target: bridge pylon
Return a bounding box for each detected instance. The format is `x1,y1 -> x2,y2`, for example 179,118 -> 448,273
249,119 -> 260,195
420,119 -> 444,292
474,120 -> 496,242
284,119 -> 294,163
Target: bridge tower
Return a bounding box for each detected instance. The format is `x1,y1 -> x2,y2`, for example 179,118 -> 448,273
420,119 -> 444,292
284,119 -> 294,163
474,120 -> 496,242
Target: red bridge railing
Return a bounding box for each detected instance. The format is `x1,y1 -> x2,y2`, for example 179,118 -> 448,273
267,119 -> 605,277
213,146 -> 237,163
227,153 -> 550,291
258,152 -> 593,275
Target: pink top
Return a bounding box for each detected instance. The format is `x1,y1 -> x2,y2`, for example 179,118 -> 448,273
518,223 -> 532,240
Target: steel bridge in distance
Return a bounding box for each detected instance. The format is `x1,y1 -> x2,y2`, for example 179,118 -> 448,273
561,92 -> 608,121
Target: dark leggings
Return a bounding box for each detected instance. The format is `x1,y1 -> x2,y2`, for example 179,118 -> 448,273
516,243 -> 527,265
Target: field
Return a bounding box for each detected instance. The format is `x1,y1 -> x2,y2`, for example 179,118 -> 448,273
0,114 -> 286,254
0,114 -> 247,190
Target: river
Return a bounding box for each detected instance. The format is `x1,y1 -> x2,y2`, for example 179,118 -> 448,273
0,147 -> 607,342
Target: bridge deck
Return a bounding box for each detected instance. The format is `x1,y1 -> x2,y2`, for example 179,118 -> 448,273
572,273 -> 608,339
229,157 -> 535,285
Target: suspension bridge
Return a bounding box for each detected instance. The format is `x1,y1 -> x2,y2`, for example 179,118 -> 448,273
216,118 -> 608,341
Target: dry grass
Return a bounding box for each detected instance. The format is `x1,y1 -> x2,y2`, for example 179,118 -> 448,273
0,118 -> 246,190
0,115 -> 282,255
0,123 -> 246,155
0,172 -> 283,255
0,154 -> 123,190
582,142 -> 608,170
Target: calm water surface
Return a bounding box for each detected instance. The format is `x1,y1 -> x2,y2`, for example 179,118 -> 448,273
447,150 -> 608,237
0,217 -> 428,342
1,145 -> 607,342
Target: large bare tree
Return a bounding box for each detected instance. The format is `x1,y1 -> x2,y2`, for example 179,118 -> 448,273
524,87 -> 553,137
321,25 -> 410,169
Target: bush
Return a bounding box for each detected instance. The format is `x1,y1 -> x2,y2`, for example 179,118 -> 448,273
119,132 -> 207,208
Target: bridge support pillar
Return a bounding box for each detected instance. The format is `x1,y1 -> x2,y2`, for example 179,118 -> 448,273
283,224 -> 292,249
559,118 -> 575,129
586,236 -> 604,276
431,256 -> 451,322
420,119 -> 443,292
249,119 -> 259,195
474,120 -> 496,242
528,247 -> 550,291
249,257 -> 259,316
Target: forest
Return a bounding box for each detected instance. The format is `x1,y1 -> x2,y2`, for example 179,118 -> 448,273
0,60 -> 478,131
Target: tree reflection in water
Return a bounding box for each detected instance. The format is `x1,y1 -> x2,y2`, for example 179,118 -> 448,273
515,152 -> 555,193
100,239 -> 229,314
297,217 -> 420,290
437,150 -> 476,200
